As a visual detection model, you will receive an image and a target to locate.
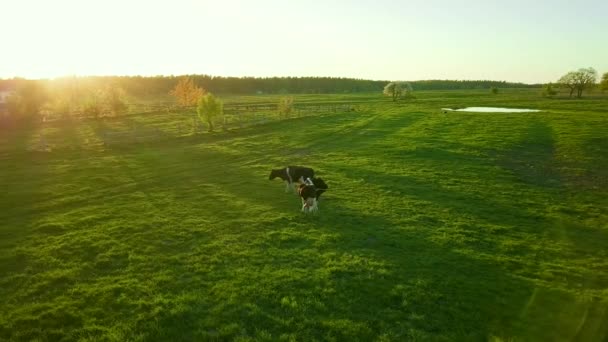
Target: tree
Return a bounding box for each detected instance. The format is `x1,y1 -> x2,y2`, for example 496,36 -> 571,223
170,77 -> 205,107
5,94 -> 21,118
197,93 -> 223,132
490,87 -> 499,94
401,82 -> 414,99
542,83 -> 557,97
572,67 -> 597,98
558,72 -> 577,97
278,96 -> 294,118
601,72 -> 608,92
558,68 -> 597,98
49,95 -> 73,119
82,90 -> 104,119
384,82 -> 414,101
383,82 -> 403,101
6,81 -> 48,121
103,86 -> 128,116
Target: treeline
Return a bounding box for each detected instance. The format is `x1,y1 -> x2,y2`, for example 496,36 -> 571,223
411,80 -> 540,90
0,76 -> 539,97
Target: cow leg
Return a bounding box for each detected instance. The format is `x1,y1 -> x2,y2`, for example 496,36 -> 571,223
311,198 -> 319,214
285,181 -> 291,193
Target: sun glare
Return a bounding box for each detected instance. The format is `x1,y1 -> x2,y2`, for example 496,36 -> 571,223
1,0 -> 607,82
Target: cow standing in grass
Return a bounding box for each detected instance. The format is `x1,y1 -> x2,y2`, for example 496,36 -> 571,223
269,166 -> 314,193
298,177 -> 328,214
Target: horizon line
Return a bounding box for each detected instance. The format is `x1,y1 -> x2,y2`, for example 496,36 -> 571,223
0,74 -> 543,85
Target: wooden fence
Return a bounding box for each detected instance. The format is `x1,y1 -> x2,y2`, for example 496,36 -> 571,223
99,103 -> 355,146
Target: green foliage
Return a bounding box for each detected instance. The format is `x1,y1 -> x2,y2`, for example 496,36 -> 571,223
1,76 -> 541,98
103,86 -> 128,116
5,81 -> 48,121
76,87 -> 128,119
82,90 -> 104,118
197,93 -> 223,132
278,96 -> 294,118
490,87 -> 499,94
601,72 -> 608,91
401,82 -> 414,99
1,90 -> 607,341
48,96 -> 74,118
542,83 -> 557,97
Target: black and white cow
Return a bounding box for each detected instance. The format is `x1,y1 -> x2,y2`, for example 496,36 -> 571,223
298,177 -> 328,214
269,166 -> 314,193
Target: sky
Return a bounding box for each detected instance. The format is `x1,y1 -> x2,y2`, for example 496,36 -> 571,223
1,0 -> 607,83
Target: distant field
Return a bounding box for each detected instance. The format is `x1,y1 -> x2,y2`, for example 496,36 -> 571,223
1,89 -> 607,341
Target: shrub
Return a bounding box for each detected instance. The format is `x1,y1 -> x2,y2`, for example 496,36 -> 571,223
278,96 -> 294,118
542,83 -> 557,97
82,91 -> 104,119
103,86 -> 128,116
197,93 -> 223,132
5,81 -> 48,121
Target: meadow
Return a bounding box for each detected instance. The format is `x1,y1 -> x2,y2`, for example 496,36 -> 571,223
0,89 -> 607,341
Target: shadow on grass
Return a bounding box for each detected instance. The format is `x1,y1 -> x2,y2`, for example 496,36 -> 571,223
3,115 -> 607,341
497,120 -> 562,188
132,197 -> 608,341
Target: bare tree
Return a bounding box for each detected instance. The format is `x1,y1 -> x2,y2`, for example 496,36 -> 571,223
558,72 -> 577,98
573,68 -> 597,98
558,68 -> 597,98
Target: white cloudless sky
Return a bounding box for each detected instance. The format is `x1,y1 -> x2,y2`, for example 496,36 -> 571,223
1,0 -> 607,82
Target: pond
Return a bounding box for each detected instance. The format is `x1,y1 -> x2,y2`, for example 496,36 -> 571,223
441,107 -> 541,113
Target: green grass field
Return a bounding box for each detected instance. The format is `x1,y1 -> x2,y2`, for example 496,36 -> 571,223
1,89 -> 607,341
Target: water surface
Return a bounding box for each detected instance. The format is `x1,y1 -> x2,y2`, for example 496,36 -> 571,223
442,107 -> 541,113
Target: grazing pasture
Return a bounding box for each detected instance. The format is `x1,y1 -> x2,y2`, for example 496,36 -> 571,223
1,89 -> 607,341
